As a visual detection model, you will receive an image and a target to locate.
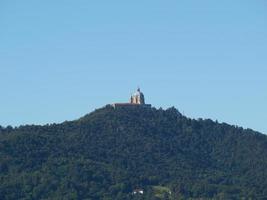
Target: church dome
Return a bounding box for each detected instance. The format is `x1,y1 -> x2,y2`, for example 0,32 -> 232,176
130,88 -> 145,104
133,88 -> 143,96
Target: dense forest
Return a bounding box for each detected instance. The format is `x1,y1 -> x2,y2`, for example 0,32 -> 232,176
1,105 -> 267,199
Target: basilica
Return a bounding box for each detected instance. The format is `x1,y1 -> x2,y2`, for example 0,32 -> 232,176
111,88 -> 151,108
130,88 -> 145,104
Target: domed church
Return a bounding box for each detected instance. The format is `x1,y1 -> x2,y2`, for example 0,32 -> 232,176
111,88 -> 151,108
130,88 -> 145,104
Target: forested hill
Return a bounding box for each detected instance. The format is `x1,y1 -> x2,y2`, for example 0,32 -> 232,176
1,105 -> 267,200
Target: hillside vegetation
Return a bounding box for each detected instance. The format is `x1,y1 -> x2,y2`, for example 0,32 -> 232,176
1,106 -> 267,199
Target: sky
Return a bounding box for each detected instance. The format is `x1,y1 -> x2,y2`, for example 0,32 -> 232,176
0,0 -> 267,134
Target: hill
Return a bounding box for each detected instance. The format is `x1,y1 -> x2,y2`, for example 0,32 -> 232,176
1,105 -> 267,199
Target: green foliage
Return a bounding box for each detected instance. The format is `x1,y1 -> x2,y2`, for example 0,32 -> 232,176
152,186 -> 171,199
1,105 -> 267,199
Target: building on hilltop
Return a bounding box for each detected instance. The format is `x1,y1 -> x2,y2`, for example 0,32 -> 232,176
130,87 -> 145,104
111,88 -> 151,108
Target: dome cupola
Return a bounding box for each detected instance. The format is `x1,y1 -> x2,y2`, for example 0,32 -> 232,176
130,87 -> 145,104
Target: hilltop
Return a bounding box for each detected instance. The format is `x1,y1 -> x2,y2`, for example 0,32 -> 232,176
1,105 -> 267,199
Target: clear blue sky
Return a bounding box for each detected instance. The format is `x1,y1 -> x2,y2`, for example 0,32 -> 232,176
0,0 -> 267,133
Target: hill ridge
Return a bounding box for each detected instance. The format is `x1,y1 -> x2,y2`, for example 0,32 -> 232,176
1,106 -> 267,199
